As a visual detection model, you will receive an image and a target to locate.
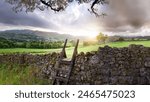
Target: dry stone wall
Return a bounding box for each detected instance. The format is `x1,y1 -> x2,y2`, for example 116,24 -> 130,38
0,45 -> 150,85
69,45 -> 150,85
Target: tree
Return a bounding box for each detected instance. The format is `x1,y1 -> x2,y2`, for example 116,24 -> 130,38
96,32 -> 108,44
5,0 -> 108,16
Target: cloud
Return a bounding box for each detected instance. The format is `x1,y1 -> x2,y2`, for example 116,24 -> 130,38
0,0 -> 58,29
0,0 -> 99,36
99,0 -> 150,34
0,0 -> 150,36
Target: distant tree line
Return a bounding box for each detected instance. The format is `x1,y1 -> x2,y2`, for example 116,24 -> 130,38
0,37 -> 64,49
96,32 -> 150,44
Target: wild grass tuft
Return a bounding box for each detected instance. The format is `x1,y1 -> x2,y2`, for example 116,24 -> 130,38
0,64 -> 50,85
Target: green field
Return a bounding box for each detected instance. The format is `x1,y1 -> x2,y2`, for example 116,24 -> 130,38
0,41 -> 150,57
105,40 -> 150,47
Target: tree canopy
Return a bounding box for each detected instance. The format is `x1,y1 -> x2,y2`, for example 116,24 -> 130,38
5,0 -> 108,16
96,32 -> 108,43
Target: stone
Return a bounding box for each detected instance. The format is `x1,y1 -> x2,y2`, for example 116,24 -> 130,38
89,55 -> 99,64
140,68 -> 147,77
145,58 -> 150,68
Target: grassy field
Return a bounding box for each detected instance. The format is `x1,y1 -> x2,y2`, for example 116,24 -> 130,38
105,40 -> 150,47
0,41 -> 149,57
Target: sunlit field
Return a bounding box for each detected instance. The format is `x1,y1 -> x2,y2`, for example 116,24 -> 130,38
0,41 -> 150,57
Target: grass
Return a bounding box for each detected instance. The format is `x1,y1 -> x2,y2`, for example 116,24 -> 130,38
0,40 -> 149,57
0,41 -> 149,57
104,40 -> 150,47
0,64 -> 50,85
0,48 -> 61,54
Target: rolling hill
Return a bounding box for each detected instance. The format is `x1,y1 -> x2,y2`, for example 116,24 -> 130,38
0,29 -> 86,42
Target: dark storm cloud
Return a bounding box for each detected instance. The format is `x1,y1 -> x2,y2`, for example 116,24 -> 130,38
0,0 -> 56,29
100,0 -> 150,32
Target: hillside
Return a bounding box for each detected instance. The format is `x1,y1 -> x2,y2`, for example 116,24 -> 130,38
0,29 -> 85,42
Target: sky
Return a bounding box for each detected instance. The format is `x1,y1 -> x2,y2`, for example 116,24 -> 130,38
0,0 -> 150,37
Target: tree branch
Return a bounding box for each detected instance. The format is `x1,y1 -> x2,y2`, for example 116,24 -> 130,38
40,0 -> 63,12
91,0 -> 107,17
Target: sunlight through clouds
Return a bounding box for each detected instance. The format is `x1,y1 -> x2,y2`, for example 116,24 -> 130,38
0,0 -> 150,37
